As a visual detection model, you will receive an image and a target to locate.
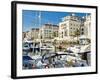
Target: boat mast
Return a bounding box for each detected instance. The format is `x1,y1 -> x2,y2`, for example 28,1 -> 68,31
38,11 -> 42,47
39,11 -> 41,27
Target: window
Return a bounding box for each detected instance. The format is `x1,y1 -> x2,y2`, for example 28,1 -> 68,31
73,28 -> 75,30
65,30 -> 67,36
70,23 -> 72,26
70,27 -> 72,30
81,32 -> 84,35
82,28 -> 84,31
62,32 -> 63,38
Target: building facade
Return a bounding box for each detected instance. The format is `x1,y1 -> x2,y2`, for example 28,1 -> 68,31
39,24 -> 59,40
30,28 -> 39,40
23,14 -> 91,43
84,15 -> 91,39
59,14 -> 82,40
23,28 -> 39,41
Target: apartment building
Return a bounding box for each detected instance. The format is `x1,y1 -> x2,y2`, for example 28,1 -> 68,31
23,28 -> 39,40
84,15 -> 91,39
39,24 -> 59,40
30,28 -> 39,40
59,14 -> 82,40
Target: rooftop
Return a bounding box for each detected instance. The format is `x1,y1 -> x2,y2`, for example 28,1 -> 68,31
31,28 -> 39,30
44,23 -> 59,27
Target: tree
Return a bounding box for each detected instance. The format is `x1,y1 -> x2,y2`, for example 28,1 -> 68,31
74,29 -> 80,44
53,31 -> 58,38
53,39 -> 57,52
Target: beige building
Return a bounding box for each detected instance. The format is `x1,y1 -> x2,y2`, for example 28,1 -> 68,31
59,14 -> 81,40
52,25 -> 59,38
39,24 -> 59,40
23,28 -> 39,40
30,28 -> 39,40
80,15 -> 91,39
84,15 -> 91,39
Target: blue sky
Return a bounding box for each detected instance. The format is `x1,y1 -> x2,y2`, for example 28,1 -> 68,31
22,10 -> 90,32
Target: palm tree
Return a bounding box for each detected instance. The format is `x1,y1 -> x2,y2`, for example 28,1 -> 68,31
74,29 -> 80,44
